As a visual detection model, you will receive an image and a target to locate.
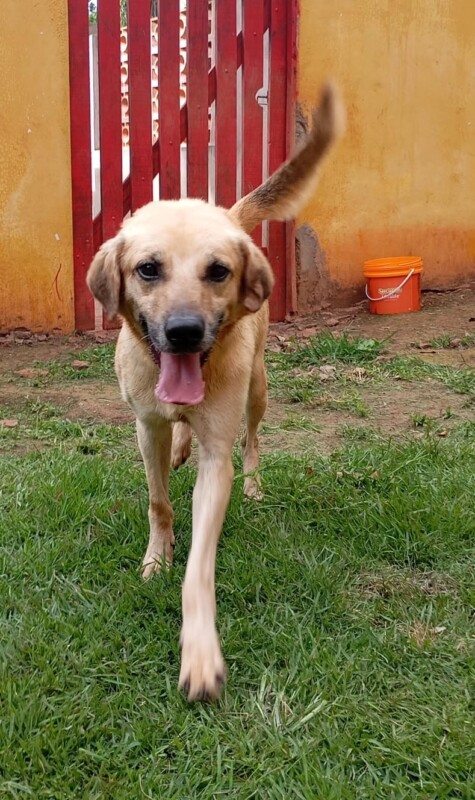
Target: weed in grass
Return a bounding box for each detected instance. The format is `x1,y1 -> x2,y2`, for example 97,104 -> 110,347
443,407 -> 455,419
429,332 -> 475,349
411,413 -> 433,429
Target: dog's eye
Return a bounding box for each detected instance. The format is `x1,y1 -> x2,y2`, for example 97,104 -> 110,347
137,261 -> 162,281
206,262 -> 230,283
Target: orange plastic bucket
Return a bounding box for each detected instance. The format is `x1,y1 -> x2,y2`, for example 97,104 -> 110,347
364,256 -> 423,315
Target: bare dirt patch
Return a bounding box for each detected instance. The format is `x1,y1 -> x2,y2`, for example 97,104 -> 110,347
275,285 -> 475,354
0,382 -> 131,425
356,568 -> 456,600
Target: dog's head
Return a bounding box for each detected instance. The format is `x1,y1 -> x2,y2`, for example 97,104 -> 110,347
87,199 -> 274,404
88,84 -> 344,406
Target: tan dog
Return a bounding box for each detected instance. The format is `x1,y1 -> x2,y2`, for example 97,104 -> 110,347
87,84 -> 344,701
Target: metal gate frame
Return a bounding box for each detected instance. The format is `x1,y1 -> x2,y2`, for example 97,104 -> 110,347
68,0 -> 298,330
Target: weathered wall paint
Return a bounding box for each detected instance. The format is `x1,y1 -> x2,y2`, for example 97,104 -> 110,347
297,0 -> 475,307
0,0 -> 74,332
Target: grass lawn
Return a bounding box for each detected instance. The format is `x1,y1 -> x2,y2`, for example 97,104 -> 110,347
1,330 -> 474,798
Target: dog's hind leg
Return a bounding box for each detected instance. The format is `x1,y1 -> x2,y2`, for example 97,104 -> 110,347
171,421 -> 192,469
136,417 -> 175,578
241,356 -> 267,499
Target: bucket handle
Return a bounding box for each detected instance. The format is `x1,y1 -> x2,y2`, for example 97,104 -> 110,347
365,268 -> 415,302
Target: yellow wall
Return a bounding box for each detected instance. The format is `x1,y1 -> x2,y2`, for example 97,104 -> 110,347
0,0 -> 74,332
297,0 -> 475,297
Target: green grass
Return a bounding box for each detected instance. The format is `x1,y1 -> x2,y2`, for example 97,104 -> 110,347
0,399 -> 135,455
279,332 -> 384,366
266,333 -> 379,413
379,356 -> 475,397
1,408 -> 474,798
5,344 -> 117,387
267,333 -> 475,412
429,332 -> 475,349
261,415 -> 321,434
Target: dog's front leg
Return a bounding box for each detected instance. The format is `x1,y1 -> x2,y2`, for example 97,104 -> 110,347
136,417 -> 174,578
179,444 -> 233,700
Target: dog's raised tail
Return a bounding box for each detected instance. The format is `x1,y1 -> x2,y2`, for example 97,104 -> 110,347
229,82 -> 345,234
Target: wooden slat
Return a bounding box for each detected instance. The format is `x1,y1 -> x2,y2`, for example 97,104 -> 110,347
264,0 -> 271,32
158,0 -> 181,200
98,0 -> 123,240
285,0 -> 299,315
267,0 -> 287,321
186,0 -> 209,200
68,0 -> 95,331
97,0 -> 123,329
242,0 -> 264,248
215,1 -> 237,208
127,0 -> 153,211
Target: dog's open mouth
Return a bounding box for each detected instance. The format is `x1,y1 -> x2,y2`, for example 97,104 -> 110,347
149,345 -> 206,406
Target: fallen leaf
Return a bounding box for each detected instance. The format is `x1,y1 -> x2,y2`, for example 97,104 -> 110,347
71,360 -> 90,370
371,471 -> 380,479
449,337 -> 462,348
1,419 -> 18,428
336,470 -> 343,478
437,430 -> 448,438
433,626 -> 447,635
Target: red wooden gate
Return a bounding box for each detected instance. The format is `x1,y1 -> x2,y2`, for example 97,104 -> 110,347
68,0 -> 298,330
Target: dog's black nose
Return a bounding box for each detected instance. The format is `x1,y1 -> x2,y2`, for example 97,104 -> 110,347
164,312 -> 205,352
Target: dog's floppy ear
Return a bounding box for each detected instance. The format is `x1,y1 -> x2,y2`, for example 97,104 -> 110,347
240,239 -> 275,313
86,236 -> 123,320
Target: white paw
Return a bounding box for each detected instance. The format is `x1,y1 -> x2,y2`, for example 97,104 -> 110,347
179,623 -> 226,701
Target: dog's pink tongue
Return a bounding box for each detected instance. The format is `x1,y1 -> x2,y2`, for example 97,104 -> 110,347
155,352 -> 205,405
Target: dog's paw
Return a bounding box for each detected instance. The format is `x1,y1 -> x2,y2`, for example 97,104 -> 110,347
243,475 -> 263,500
141,537 -> 174,579
171,422 -> 192,469
179,624 -> 226,701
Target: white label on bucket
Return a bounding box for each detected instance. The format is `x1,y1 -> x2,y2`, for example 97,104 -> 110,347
378,287 -> 401,299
